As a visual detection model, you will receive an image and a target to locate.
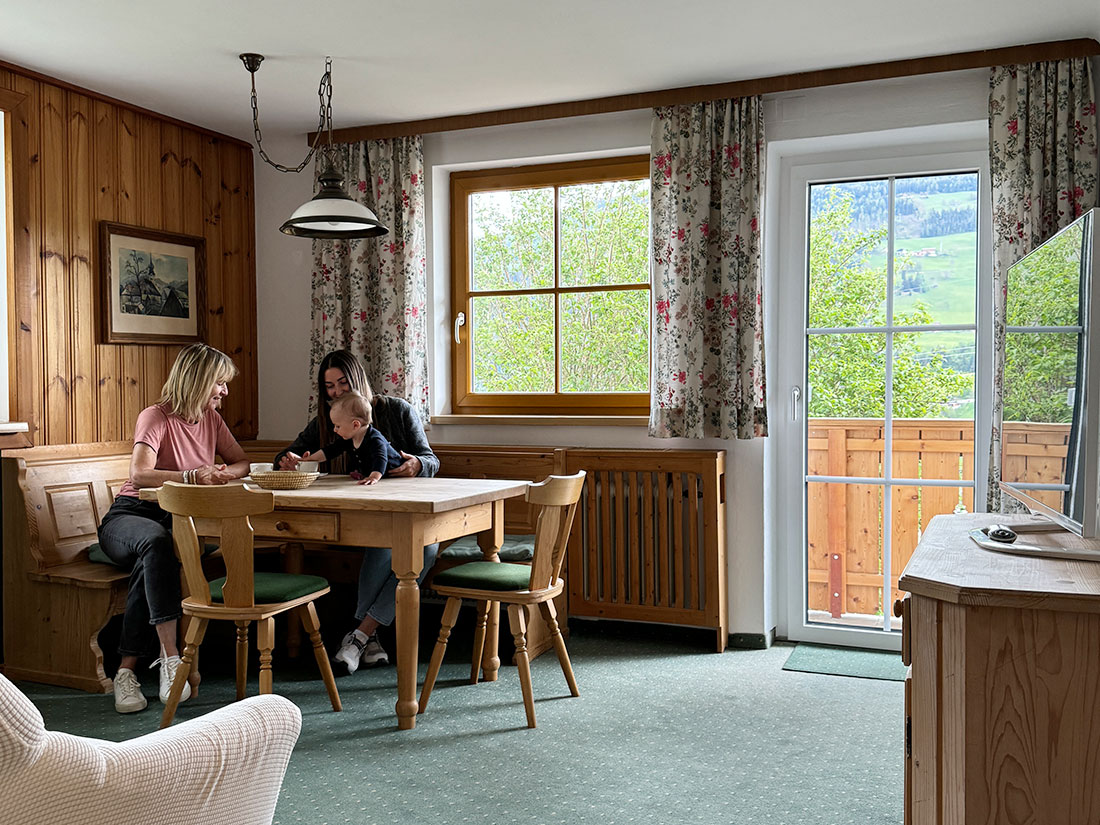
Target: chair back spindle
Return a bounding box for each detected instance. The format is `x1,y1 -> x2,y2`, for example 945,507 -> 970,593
169,513 -> 213,607
526,471 -> 585,591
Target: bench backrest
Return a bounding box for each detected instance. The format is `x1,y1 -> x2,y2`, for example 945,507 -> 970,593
4,442 -> 133,570
433,445 -> 566,534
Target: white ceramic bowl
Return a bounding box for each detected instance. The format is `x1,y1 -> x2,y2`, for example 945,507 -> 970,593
250,462 -> 274,475
298,460 -> 320,474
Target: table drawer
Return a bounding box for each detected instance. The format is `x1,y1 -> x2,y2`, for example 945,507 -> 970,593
252,511 -> 338,542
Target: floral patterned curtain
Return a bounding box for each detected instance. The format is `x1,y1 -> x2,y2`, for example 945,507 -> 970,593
309,137 -> 430,423
649,99 -> 767,439
987,59 -> 1098,510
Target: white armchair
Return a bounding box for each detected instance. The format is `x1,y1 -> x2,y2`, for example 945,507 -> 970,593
0,672 -> 302,825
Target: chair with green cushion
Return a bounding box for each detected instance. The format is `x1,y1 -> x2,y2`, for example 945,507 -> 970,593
418,471 -> 586,728
154,481 -> 341,728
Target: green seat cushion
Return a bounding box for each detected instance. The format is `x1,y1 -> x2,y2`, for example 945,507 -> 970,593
439,534 -> 535,562
210,571 -> 329,603
431,561 -> 532,591
87,541 -> 218,567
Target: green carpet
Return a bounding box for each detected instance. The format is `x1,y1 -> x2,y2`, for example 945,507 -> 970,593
782,643 -> 907,681
13,631 -> 903,825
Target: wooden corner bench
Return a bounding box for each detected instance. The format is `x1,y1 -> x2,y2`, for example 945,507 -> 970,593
1,442 -> 283,693
2,442 -> 134,692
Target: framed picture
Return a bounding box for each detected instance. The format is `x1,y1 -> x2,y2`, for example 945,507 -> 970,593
99,222 -> 206,344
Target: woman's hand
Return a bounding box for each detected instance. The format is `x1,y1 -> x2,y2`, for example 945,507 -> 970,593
388,452 -> 422,478
277,451 -> 302,470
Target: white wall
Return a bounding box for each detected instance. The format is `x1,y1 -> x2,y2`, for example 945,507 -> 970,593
254,68 -> 990,640
254,132 -> 317,439
421,110 -> 766,639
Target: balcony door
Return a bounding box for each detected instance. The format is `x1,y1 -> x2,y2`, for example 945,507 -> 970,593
773,136 -> 992,649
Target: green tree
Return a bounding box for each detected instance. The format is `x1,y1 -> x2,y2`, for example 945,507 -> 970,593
469,179 -> 650,394
1003,223 -> 1083,423
808,191 -> 973,418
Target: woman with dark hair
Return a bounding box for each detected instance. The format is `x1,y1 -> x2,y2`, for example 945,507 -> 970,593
98,343 -> 250,713
274,349 -> 439,673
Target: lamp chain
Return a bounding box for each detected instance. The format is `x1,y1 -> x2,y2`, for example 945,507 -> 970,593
249,56 -> 333,174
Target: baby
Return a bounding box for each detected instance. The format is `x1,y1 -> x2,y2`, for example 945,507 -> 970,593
302,391 -> 403,485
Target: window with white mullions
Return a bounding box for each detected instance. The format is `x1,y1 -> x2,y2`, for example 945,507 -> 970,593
804,171 -> 980,634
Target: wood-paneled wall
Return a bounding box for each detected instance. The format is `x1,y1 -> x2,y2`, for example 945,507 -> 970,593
0,62 -> 257,445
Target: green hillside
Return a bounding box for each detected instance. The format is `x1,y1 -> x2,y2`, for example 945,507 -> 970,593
890,231 -> 978,325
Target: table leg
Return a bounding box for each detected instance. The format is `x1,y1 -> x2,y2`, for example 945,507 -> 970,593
477,500 -> 505,682
391,515 -> 425,730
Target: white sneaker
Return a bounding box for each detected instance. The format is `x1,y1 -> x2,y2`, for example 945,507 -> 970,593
334,630 -> 368,675
360,633 -> 389,667
152,655 -> 192,704
113,668 -> 147,714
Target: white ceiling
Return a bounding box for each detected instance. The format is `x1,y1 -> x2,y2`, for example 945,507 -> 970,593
1,0 -> 1099,144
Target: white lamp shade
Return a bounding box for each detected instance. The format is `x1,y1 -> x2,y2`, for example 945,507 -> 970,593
280,195 -> 388,239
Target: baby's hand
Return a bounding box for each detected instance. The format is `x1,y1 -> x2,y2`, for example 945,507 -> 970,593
358,472 -> 382,486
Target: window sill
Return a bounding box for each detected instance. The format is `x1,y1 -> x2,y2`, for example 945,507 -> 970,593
430,414 -> 649,427
0,421 -> 32,449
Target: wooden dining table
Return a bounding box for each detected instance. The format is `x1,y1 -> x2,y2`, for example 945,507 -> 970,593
142,474 -> 529,729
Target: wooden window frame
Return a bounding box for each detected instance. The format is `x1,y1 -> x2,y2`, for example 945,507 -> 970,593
450,154 -> 651,415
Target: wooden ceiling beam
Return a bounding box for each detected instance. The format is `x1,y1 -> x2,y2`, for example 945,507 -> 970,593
312,37 -> 1100,144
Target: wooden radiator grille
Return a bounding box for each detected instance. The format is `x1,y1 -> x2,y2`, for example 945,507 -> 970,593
563,449 -> 727,651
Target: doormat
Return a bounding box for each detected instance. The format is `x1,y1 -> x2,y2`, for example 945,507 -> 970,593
782,643 -> 907,681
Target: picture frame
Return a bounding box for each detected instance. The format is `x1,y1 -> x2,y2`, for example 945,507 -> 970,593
99,222 -> 206,344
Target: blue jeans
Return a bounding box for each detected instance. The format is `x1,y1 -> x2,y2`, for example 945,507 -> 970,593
97,496 -> 182,656
356,543 -> 439,626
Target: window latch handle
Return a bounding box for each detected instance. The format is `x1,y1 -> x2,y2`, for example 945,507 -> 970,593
454,312 -> 466,344
791,386 -> 802,422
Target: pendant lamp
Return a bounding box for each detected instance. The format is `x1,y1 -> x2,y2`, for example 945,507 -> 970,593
240,53 -> 388,241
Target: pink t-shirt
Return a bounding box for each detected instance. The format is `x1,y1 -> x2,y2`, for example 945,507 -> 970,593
117,403 -> 245,498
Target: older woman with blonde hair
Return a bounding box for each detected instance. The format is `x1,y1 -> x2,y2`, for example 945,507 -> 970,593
97,343 -> 250,714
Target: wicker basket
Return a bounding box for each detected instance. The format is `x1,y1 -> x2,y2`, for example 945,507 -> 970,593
247,470 -> 321,490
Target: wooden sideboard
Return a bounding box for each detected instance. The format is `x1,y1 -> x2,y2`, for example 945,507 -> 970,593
897,513 -> 1100,825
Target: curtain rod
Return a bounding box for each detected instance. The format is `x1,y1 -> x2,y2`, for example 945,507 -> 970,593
310,37 -> 1100,145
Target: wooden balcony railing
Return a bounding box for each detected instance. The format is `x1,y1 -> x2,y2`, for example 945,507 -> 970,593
806,418 -> 1069,619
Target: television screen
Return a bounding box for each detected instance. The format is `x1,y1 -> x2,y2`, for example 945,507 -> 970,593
1000,207 -> 1100,537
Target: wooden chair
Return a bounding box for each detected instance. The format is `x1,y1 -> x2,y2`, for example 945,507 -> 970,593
418,471 -> 586,728
155,481 -> 341,728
